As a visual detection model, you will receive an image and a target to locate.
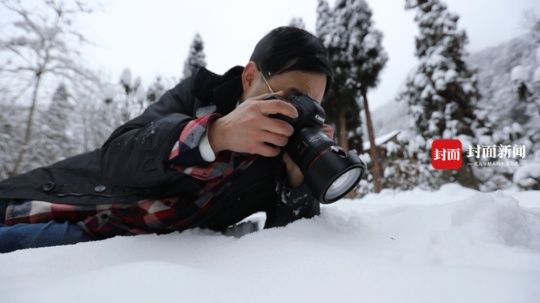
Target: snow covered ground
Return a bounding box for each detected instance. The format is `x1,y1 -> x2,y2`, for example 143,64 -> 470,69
1,183 -> 540,303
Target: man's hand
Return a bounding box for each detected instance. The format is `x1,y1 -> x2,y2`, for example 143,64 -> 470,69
207,91 -> 298,157
282,123 -> 334,188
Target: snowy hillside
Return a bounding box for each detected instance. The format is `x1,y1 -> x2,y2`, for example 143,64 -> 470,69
468,34 -> 540,148
469,35 -> 539,118
2,184 -> 539,303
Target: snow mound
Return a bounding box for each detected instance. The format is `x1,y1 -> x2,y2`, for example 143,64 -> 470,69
513,163 -> 540,189
448,192 -> 540,250
1,184 -> 540,303
510,65 -> 527,82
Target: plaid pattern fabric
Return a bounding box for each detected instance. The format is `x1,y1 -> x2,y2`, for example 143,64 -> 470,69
2,113 -> 259,239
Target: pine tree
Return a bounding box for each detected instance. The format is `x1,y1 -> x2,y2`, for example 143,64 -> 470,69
120,68 -> 133,95
146,76 -> 166,103
116,68 -> 147,122
347,0 -> 388,193
74,83 -> 112,152
317,0 -> 388,192
0,106 -> 23,179
118,68 -> 133,122
396,0 -> 486,189
28,83 -> 77,168
94,83 -> 121,148
317,0 -> 361,151
49,83 -> 75,157
316,0 -> 331,39
183,33 -> 207,79
133,76 -> 146,112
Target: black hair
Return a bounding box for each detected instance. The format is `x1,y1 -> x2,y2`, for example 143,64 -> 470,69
250,26 -> 334,96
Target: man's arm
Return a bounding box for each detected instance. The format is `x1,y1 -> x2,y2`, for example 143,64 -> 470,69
99,77 -> 224,188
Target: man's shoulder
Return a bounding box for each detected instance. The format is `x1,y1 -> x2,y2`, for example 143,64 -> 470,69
173,66 -> 244,116
193,66 -> 243,95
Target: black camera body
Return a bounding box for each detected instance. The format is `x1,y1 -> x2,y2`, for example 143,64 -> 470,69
266,93 -> 326,129
264,93 -> 366,203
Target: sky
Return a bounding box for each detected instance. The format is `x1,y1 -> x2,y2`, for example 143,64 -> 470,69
71,0 -> 540,109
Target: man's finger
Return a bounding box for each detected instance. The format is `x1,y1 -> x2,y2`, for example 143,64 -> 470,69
258,99 -> 298,119
255,143 -> 281,157
322,124 -> 334,138
260,116 -> 294,137
250,90 -> 285,101
260,130 -> 289,147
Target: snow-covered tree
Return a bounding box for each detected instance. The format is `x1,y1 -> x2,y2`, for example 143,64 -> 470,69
367,22 -> 540,191
134,77 -> 146,109
22,83 -> 80,170
396,0 -> 487,189
36,83 -> 76,164
346,0 -> 387,193
316,0 -> 332,39
317,0 -> 388,192
0,0 -> 97,176
317,0 -> 360,151
0,105 -> 24,179
120,69 -> 133,95
289,17 -> 306,29
116,68 -> 146,122
146,76 -> 166,103
70,80 -> 113,153
182,33 -> 207,79
511,65 -> 534,102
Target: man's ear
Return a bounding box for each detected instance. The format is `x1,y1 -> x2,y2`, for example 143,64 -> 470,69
242,61 -> 258,92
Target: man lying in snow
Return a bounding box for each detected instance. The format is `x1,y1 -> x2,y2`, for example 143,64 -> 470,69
0,26 -> 336,253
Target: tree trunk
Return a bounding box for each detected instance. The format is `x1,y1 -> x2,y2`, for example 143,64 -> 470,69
338,108 -> 349,151
10,72 -> 42,176
362,89 -> 382,193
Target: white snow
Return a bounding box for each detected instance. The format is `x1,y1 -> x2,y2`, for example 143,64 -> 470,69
363,31 -> 379,50
533,66 -> 540,83
510,65 -> 527,82
363,130 -> 401,150
102,83 -> 118,100
513,164 -> 540,189
120,68 -> 132,87
444,69 -> 458,82
1,184 -> 539,303
413,73 -> 427,87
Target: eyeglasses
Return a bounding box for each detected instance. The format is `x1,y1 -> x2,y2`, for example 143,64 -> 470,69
259,69 -> 315,101
260,71 -> 275,94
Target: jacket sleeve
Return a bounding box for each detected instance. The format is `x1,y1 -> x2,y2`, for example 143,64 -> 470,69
264,171 -> 321,228
99,78 -> 228,188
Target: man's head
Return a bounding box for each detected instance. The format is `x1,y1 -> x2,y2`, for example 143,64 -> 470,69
240,26 -> 333,104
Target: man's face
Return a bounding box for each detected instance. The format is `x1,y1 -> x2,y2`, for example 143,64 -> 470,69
241,62 -> 327,104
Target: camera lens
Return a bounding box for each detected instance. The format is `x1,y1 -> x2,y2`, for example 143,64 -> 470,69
324,167 -> 363,202
287,128 -> 365,203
